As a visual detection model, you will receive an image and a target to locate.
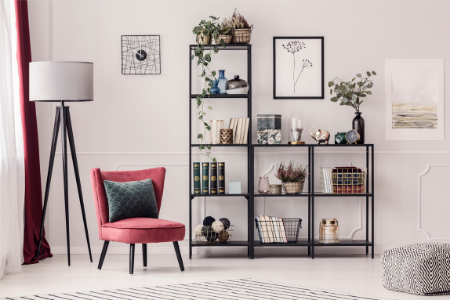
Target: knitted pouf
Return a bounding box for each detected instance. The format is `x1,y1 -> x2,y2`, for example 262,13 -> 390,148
381,243 -> 450,296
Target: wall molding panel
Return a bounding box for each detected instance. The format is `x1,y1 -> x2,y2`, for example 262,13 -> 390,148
418,164 -> 450,241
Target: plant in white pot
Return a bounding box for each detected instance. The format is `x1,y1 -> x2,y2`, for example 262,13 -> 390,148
275,161 -> 308,194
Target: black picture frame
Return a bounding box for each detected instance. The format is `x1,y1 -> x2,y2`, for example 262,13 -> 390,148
121,35 -> 161,75
273,36 -> 324,99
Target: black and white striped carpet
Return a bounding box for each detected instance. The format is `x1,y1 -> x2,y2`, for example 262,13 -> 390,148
4,279 -> 390,300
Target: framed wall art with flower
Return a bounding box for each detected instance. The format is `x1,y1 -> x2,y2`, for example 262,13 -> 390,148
273,36 -> 324,99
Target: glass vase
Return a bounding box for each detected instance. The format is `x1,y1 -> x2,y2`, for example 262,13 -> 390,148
210,80 -> 220,95
217,70 -> 227,94
352,112 -> 365,144
257,177 -> 270,194
288,111 -> 304,144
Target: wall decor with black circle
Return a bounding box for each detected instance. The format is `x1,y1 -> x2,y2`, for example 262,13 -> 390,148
273,36 -> 324,99
121,35 -> 161,75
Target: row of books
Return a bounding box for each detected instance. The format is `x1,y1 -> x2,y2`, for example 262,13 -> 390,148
229,118 -> 249,144
322,166 -> 365,194
193,162 -> 225,194
255,215 -> 290,244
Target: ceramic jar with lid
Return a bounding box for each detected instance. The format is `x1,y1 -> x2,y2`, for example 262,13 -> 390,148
319,218 -> 340,244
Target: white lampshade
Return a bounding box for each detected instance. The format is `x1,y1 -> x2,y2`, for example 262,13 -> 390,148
29,61 -> 93,102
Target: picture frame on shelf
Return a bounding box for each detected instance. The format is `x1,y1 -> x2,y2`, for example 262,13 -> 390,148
273,36 -> 324,99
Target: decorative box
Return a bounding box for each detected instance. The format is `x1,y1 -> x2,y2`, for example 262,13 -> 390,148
335,132 -> 347,144
257,130 -> 282,144
257,114 -> 282,131
229,181 -> 241,194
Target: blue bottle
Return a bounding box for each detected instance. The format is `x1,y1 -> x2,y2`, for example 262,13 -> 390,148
217,70 -> 227,94
210,80 -> 220,94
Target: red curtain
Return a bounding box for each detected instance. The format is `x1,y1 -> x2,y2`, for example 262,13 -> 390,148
15,0 -> 52,264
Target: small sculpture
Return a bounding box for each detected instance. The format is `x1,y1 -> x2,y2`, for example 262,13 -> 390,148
310,126 -> 330,144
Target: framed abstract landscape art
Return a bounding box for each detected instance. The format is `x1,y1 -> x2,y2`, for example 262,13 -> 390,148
273,37 -> 324,99
385,59 -> 444,140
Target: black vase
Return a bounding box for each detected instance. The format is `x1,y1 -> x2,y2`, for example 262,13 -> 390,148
352,112 -> 365,144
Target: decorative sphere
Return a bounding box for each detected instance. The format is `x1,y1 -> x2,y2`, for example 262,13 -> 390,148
219,218 -> 231,229
203,216 -> 216,226
212,221 -> 224,233
194,224 -> 203,236
218,230 -> 230,243
201,226 -> 218,242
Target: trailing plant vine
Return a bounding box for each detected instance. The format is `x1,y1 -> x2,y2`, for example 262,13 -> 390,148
192,16 -> 227,162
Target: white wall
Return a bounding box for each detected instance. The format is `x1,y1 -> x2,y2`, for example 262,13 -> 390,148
28,0 -> 450,256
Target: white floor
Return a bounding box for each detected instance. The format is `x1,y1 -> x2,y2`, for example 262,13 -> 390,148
1,254 -> 448,299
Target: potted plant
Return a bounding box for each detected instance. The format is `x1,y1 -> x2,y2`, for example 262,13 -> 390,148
328,71 -> 377,144
230,9 -> 252,44
275,161 -> 308,194
215,18 -> 232,45
192,16 -> 227,162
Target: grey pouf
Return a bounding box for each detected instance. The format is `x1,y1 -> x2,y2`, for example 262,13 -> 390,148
381,243 -> 450,296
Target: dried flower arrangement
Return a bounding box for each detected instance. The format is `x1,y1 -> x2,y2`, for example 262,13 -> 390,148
275,161 -> 308,183
231,9 -> 251,29
219,18 -> 232,35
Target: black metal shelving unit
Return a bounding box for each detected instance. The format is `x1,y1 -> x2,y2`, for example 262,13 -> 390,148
251,144 -> 374,259
189,44 -> 253,259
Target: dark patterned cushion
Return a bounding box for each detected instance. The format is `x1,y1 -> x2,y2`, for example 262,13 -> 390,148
104,179 -> 158,223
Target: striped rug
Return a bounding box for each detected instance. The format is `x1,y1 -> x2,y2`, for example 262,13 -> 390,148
4,278 -> 391,300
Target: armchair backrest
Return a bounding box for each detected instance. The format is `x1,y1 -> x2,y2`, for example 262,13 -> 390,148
90,167 -> 166,239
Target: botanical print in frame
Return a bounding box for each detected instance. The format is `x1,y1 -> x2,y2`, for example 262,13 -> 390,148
273,37 -> 324,99
385,59 -> 444,140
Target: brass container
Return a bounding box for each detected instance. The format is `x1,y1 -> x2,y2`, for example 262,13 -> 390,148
220,129 -> 233,144
215,35 -> 232,45
269,184 -> 282,194
319,218 -> 340,244
281,181 -> 304,194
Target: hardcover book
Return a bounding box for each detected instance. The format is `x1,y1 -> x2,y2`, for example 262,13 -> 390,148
193,162 -> 201,194
210,162 -> 217,194
218,162 -> 225,194
202,162 -> 209,194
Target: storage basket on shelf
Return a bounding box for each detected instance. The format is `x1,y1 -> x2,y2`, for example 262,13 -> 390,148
232,26 -> 252,44
281,181 -> 304,194
255,217 -> 302,243
194,225 -> 233,244
320,166 -> 367,194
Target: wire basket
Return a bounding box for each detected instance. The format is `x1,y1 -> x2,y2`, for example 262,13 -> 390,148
255,217 -> 302,243
194,225 -> 233,244
232,26 -> 252,44
320,167 -> 367,194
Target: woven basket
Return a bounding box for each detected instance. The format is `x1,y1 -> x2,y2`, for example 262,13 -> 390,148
232,26 -> 252,44
215,35 -> 232,45
282,181 -> 304,194
196,31 -> 211,45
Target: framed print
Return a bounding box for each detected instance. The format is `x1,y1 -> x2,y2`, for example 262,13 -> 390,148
121,35 -> 161,75
385,59 -> 444,140
273,36 -> 324,99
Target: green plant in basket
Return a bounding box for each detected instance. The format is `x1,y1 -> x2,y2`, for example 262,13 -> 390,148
275,161 -> 308,183
192,16 -> 227,162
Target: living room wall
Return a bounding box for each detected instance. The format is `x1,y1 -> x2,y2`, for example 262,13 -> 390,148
28,0 -> 450,256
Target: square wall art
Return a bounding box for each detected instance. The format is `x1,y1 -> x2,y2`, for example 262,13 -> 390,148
273,36 -> 324,99
385,59 -> 444,140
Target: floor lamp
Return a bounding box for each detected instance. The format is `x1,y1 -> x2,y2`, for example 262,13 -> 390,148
30,61 -> 93,266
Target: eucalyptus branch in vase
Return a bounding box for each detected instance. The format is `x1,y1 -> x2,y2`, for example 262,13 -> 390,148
192,16 -> 227,162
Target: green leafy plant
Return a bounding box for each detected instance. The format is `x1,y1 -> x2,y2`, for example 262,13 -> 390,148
328,71 -> 377,112
192,16 -> 227,162
275,161 -> 308,183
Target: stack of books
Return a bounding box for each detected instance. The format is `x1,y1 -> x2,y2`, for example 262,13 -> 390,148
228,118 -> 249,144
255,215 -> 291,243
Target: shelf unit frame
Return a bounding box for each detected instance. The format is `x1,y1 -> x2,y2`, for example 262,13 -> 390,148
188,44 -> 253,259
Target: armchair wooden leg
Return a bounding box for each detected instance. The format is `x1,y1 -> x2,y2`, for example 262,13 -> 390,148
98,241 -> 109,270
142,244 -> 147,267
129,244 -> 135,274
173,241 -> 184,271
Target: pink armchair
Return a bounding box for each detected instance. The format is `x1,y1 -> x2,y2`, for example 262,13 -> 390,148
90,167 -> 185,274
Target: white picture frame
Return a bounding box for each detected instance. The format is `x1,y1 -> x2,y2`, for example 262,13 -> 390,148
385,59 -> 444,140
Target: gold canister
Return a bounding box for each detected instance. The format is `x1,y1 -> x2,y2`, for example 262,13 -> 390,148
210,120 -> 224,144
220,129 -> 233,144
319,218 -> 340,244
269,184 -> 282,194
